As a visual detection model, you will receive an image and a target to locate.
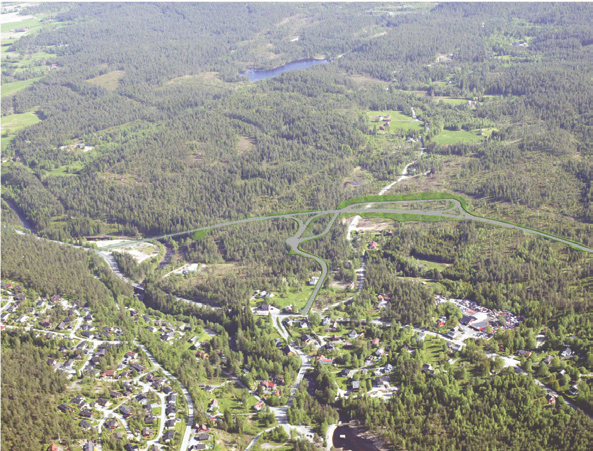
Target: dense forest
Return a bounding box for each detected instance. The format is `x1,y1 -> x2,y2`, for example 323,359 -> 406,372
1,2 -> 591,243
344,368 -> 593,450
1,332 -> 86,450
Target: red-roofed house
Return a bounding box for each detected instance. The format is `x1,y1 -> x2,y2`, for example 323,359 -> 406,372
316,355 -> 334,365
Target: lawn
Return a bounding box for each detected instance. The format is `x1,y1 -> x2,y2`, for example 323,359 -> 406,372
431,129 -> 484,145
86,70 -> 126,91
47,161 -> 85,177
435,97 -> 469,106
1,77 -> 42,97
366,110 -> 424,131
1,17 -> 42,33
264,286 -> 315,310
1,111 -> 41,133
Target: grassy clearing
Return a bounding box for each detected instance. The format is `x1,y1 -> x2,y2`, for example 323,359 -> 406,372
259,285 -> 314,310
350,212 -> 457,224
366,110 -> 423,131
1,17 -> 41,33
192,229 -> 210,241
1,77 -> 42,97
431,129 -> 484,145
435,97 -> 469,106
47,161 -> 85,177
86,70 -> 126,91
1,111 -> 41,132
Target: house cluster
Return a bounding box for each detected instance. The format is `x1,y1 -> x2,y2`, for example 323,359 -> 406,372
259,377 -> 283,399
250,289 -> 275,301
190,424 -> 211,450
144,317 -> 189,343
58,394 -> 102,430
437,295 -> 523,335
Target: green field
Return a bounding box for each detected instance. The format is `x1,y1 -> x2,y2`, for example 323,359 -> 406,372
1,17 -> 42,33
2,77 -> 42,97
436,98 -> 469,106
366,110 -> 424,131
255,285 -> 314,310
2,111 -> 41,133
431,129 -> 484,145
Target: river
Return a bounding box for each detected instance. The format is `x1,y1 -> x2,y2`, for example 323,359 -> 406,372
244,58 -> 329,81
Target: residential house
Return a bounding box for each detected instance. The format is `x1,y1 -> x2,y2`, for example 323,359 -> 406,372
340,369 -> 353,378
195,424 -> 209,434
105,419 -> 118,429
163,386 -> 174,395
163,431 -> 176,443
261,381 -> 276,390
375,347 -> 385,357
119,406 -> 133,418
545,394 -> 556,404
197,433 -> 210,441
254,401 -> 265,411
348,330 -> 359,339
101,369 -> 116,378
82,442 -> 94,451
136,393 -> 148,403
368,241 -> 378,250
543,355 -> 554,365
374,376 -> 391,388
166,405 -> 176,417
165,419 -> 176,428
561,348 -> 572,357
58,403 -> 74,413
316,355 -> 334,365
142,427 -> 153,437
352,380 -> 360,392
130,363 -> 146,373
71,395 -> 86,408
300,332 -> 313,344
517,350 -> 532,358
124,445 -> 140,451
79,419 -> 92,429
145,414 -> 155,424
47,358 -> 58,368
109,390 -> 123,399
568,385 -> 579,396
79,409 -> 94,418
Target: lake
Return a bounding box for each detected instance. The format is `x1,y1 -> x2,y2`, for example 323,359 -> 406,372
333,425 -> 381,451
243,58 -> 329,81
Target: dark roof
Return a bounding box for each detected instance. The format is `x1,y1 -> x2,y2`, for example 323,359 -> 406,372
163,430 -> 176,440
79,419 -> 91,429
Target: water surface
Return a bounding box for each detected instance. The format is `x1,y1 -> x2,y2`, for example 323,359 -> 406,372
244,59 -> 329,81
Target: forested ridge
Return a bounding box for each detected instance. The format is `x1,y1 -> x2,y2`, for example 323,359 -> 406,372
1,2 -> 591,243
